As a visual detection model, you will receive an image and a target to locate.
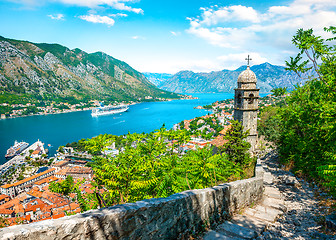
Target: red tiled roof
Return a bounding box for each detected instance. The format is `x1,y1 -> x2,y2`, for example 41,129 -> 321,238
210,135 -> 229,147
0,208 -> 14,215
0,194 -> 10,202
52,212 -> 65,219
0,168 -> 55,189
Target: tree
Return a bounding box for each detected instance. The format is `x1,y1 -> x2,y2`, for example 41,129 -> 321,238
221,120 -> 251,166
58,146 -> 64,154
271,87 -> 287,97
49,176 -> 75,214
261,26 -> 336,195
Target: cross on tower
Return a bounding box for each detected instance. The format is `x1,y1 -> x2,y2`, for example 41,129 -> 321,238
245,55 -> 252,66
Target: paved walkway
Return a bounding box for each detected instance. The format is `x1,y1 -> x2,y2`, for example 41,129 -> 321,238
202,150 -> 334,240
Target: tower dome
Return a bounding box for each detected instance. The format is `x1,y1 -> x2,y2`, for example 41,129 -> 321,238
238,66 -> 257,83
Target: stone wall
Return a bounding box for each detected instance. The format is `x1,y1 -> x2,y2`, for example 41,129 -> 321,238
0,160 -> 264,240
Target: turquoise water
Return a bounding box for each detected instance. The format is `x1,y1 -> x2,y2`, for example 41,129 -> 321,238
0,93 -> 266,164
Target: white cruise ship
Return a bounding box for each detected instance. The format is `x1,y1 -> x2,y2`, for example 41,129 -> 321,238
91,104 -> 129,117
5,141 -> 29,159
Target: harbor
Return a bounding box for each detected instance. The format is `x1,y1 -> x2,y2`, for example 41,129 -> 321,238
0,140 -> 47,178
1,93 -> 234,164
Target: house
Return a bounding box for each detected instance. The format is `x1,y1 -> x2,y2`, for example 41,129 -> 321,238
0,168 -> 55,197
0,194 -> 10,205
54,166 -> 93,181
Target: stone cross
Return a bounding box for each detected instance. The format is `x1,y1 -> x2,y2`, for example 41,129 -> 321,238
245,55 -> 252,66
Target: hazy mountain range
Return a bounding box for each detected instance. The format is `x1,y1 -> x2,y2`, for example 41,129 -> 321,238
0,36 -> 180,102
144,63 -> 310,93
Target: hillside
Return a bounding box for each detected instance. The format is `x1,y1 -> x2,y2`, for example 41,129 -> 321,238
0,36 -> 181,104
151,63 -> 311,93
142,73 -> 173,86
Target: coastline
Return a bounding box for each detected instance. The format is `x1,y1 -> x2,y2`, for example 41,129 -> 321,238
0,97 -> 196,120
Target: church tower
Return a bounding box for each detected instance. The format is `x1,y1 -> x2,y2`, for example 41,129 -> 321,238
233,56 -> 259,152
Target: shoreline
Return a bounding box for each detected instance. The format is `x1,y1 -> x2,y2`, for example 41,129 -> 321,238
0,97 -> 194,121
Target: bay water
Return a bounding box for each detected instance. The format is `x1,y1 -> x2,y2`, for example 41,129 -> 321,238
0,93 -> 267,164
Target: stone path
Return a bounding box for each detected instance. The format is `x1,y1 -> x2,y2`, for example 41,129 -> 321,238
202,150 -> 335,240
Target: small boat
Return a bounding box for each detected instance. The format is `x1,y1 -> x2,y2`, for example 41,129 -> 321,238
5,141 -> 29,159
91,104 -> 129,117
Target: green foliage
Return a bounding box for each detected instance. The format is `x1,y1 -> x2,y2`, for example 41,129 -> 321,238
49,176 -> 75,197
260,26 -> 336,194
221,120 -> 252,166
90,128 -> 244,206
58,146 -> 64,154
271,87 -> 287,97
258,106 -> 281,143
0,217 -> 9,228
0,36 -> 182,108
317,164 -> 336,196
49,176 -> 97,213
22,106 -> 40,115
84,134 -> 115,155
203,104 -> 213,109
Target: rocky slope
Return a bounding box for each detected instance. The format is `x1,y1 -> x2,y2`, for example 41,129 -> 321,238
152,63 -> 311,93
0,36 -> 180,102
142,72 -> 173,86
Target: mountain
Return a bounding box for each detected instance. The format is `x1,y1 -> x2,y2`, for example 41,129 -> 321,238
143,73 -> 173,86
0,36 -> 180,103
155,63 -> 310,93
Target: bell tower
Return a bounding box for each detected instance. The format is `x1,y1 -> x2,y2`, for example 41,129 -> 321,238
233,55 -> 259,152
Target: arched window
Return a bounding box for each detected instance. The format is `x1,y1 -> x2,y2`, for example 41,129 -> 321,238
237,93 -> 242,104
248,93 -> 254,104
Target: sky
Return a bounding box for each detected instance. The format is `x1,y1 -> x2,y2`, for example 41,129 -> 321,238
0,0 -> 336,73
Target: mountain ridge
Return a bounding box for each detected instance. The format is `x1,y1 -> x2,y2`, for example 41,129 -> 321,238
144,62 -> 310,93
0,36 -> 180,104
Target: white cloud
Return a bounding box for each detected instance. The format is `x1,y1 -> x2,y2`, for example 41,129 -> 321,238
79,14 -> 115,26
48,13 -> 65,20
109,13 -> 128,17
111,2 -> 143,14
186,0 -> 336,63
197,5 -> 260,26
56,0 -> 143,14
9,0 -> 143,14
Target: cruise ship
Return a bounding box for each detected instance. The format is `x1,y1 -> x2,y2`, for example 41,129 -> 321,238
91,104 -> 129,117
5,141 -> 29,159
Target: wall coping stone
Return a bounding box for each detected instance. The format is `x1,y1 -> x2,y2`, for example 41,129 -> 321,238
0,159 -> 264,240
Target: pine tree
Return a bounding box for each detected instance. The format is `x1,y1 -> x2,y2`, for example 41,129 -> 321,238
221,120 -> 251,166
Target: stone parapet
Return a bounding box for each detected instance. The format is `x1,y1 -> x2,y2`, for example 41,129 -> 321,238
0,166 -> 264,240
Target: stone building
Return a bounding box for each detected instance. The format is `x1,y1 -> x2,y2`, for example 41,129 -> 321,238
233,59 -> 259,152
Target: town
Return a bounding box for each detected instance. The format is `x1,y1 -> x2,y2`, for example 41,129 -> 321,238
0,93 -> 279,227
0,96 -> 239,227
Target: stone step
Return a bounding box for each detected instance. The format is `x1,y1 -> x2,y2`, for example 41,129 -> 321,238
263,172 -> 274,184
243,205 -> 282,223
203,230 -> 243,240
264,186 -> 283,200
231,214 -> 268,233
260,196 -> 286,213
216,221 -> 258,239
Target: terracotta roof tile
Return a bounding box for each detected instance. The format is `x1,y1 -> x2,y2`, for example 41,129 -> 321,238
0,168 -> 55,189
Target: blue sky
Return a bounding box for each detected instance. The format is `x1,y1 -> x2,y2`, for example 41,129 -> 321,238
1,0 -> 336,73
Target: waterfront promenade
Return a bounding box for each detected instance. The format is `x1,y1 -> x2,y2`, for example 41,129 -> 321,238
0,140 -> 46,176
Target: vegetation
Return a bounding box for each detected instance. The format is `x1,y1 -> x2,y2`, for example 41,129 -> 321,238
258,26 -> 336,196
180,115 -> 225,140
52,122 -> 252,211
221,120 -> 252,166
202,99 -> 234,114
0,35 -> 183,110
